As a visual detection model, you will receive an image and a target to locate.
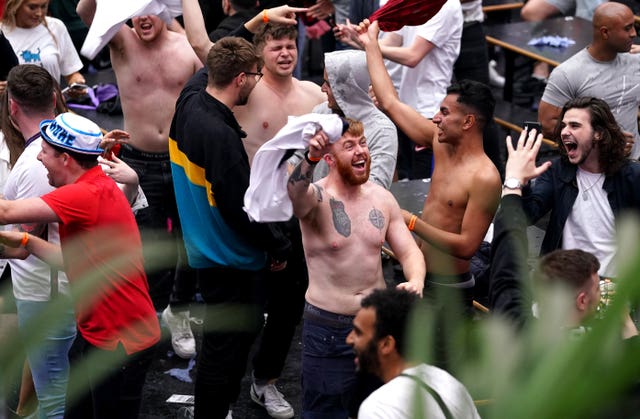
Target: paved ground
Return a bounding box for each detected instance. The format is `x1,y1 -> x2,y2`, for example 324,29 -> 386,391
139,316 -> 304,419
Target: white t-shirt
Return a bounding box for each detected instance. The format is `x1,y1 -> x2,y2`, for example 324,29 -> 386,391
395,0 -> 463,118
359,364 -> 481,419
562,168 -> 616,277
3,17 -> 83,83
4,137 -> 68,301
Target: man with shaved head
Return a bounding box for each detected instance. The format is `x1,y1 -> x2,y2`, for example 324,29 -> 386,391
539,1 -> 640,159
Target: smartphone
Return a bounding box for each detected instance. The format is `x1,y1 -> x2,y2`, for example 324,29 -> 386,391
523,121 -> 542,134
61,83 -> 89,94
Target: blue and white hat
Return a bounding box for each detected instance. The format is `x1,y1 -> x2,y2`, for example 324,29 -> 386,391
40,113 -> 103,155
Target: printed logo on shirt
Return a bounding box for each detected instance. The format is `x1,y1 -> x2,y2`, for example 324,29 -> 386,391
19,48 -> 41,63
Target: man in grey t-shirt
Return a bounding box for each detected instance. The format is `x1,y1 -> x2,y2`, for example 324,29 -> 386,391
538,2 -> 640,158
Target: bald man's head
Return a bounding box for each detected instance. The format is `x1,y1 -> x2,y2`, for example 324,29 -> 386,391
592,2 -> 635,53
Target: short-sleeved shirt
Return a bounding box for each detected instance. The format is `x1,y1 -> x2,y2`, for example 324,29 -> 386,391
41,166 -> 160,354
4,16 -> 83,83
395,0 -> 463,118
542,48 -> 640,159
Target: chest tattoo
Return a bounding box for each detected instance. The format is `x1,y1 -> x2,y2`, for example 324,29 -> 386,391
369,208 -> 385,231
312,184 -> 324,202
330,198 -> 351,237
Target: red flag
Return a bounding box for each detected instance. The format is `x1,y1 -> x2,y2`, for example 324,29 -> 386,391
369,0 -> 448,32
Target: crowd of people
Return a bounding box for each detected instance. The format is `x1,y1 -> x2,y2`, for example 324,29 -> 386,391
1,0 -> 640,418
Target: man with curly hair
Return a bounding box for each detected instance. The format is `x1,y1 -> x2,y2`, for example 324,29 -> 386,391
520,97 -> 640,279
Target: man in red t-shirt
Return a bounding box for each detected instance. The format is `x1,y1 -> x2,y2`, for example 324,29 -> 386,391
0,112 -> 160,419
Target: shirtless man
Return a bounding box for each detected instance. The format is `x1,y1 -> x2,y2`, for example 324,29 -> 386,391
181,0 -> 325,162
76,1 -> 202,344
287,118 -> 425,417
358,20 -> 501,318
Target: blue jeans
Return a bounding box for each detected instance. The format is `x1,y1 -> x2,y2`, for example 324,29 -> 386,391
16,299 -> 76,419
302,305 -> 356,419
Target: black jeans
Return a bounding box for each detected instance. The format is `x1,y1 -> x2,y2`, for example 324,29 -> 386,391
120,144 -> 196,310
64,334 -> 155,419
195,267 -> 265,419
252,220 -> 308,381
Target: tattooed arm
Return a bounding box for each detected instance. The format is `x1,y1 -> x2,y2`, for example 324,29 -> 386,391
287,130 -> 331,220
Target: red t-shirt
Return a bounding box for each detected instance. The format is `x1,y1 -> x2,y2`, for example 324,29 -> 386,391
41,166 -> 160,354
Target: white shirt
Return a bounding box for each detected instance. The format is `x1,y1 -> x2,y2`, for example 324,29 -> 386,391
563,168 -> 616,277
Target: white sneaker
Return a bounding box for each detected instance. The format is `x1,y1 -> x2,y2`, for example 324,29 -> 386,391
489,59 -> 505,88
162,306 -> 196,359
250,381 -> 294,419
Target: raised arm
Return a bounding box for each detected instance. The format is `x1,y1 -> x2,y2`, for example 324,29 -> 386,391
76,0 -> 127,48
358,20 -> 436,147
385,196 -> 426,296
287,130 -> 331,220
181,0 -> 214,64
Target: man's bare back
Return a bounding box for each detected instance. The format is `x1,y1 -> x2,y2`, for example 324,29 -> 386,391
237,77 -> 325,163
110,19 -> 202,153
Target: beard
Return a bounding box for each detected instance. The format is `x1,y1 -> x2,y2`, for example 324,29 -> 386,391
356,340 -> 381,375
336,155 -> 370,186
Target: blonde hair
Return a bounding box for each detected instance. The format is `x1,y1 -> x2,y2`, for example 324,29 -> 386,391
2,0 -> 58,48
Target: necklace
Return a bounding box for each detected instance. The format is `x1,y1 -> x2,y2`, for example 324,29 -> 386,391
578,171 -> 604,201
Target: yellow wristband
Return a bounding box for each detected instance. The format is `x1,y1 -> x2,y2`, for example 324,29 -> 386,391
263,9 -> 269,23
20,232 -> 29,248
408,215 -> 417,232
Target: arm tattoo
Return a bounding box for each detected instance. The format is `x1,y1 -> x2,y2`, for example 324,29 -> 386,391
330,198 -> 351,237
312,184 -> 324,203
289,162 -> 314,186
369,208 -> 385,232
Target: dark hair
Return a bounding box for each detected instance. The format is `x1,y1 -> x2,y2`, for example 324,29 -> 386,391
206,37 -> 262,88
360,288 -> 418,358
536,249 -> 600,292
253,23 -> 297,52
47,141 -> 99,168
2,64 -> 68,166
446,79 -> 495,130
553,97 -> 626,175
6,64 -> 55,115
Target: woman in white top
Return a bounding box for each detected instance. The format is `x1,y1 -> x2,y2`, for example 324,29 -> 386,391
2,0 -> 85,86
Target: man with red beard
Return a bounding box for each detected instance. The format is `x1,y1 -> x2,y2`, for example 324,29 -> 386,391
521,97 -> 640,280
287,118 -> 425,418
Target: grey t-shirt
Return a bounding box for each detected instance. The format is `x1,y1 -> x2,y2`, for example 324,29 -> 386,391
545,0 -> 604,19
542,48 -> 640,159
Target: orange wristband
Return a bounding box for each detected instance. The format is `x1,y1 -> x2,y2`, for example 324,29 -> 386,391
20,232 -> 29,248
305,150 -> 322,164
262,9 -> 269,23
407,215 -> 417,231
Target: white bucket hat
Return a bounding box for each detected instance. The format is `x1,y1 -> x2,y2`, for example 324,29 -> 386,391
40,113 -> 104,155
